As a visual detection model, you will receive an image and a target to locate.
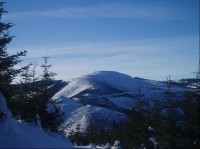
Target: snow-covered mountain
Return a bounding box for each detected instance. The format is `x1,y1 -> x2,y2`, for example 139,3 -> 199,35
52,71 -> 189,135
53,71 -> 167,109
0,93 -> 74,148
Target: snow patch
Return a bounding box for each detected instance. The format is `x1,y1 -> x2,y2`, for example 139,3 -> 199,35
0,92 -> 74,148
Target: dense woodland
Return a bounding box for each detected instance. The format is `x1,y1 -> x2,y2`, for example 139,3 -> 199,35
0,2 -> 200,149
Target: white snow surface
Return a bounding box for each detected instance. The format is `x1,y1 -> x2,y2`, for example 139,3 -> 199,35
52,71 -> 169,111
53,76 -> 94,99
149,137 -> 158,148
148,126 -> 156,132
111,140 -> 122,149
53,71 -> 158,99
61,105 -> 128,135
58,96 -> 84,118
0,92 -> 74,148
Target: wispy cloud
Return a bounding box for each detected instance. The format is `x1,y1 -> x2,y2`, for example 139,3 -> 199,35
4,3 -> 183,20
12,36 -> 198,81
11,36 -> 197,57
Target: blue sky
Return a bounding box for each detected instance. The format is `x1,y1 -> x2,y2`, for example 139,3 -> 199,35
3,0 -> 199,81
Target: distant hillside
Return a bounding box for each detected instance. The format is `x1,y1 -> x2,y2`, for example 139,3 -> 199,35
170,78 -> 200,88
52,71 -> 191,135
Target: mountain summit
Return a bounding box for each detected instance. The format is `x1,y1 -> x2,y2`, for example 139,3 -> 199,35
53,71 -> 162,101
53,71 -> 187,135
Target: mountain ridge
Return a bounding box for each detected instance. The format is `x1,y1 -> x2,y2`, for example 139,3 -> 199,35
52,71 -> 191,135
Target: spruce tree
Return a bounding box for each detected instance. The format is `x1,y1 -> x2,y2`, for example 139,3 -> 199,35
12,54 -> 63,132
161,76 -> 184,148
149,96 -> 165,148
38,54 -> 64,132
125,87 -> 151,148
0,2 -> 26,109
182,75 -> 200,148
13,62 -> 40,122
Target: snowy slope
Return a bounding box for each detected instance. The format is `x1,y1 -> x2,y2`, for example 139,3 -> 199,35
0,93 -> 74,148
61,105 -> 128,135
53,71 -> 159,99
52,71 -> 189,137
53,71 -> 170,111
107,97 -> 135,110
57,96 -> 84,119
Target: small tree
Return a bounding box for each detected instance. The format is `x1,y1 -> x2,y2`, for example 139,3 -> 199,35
38,54 -> 64,132
161,76 -> 184,148
125,87 -> 151,148
149,97 -> 165,146
12,62 -> 40,122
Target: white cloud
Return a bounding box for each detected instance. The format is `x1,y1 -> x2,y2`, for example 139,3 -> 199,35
4,3 -> 181,20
